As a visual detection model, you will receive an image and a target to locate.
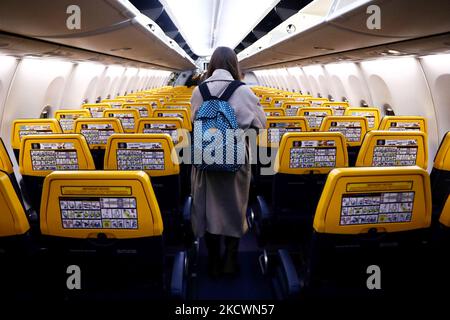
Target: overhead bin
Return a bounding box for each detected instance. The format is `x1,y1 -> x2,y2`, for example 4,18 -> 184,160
239,0 -> 450,70
0,0 -> 195,70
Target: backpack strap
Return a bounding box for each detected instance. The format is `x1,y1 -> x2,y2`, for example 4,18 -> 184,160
219,81 -> 245,101
198,82 -> 214,101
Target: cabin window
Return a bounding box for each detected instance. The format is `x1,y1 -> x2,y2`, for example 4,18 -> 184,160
40,105 -> 51,119
384,104 -> 395,115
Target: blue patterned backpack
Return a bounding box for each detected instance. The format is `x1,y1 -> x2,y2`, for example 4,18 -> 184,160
192,80 -> 245,172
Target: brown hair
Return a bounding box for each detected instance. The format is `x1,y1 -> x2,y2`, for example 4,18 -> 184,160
206,47 -> 241,81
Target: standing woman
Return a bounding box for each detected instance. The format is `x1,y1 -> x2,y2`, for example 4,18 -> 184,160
190,47 -> 266,277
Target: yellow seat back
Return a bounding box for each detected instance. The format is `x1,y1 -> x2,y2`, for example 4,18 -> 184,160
0,138 -> 14,174
74,118 -> 124,149
0,171 -> 30,237
433,132 -> 450,171
313,166 -> 431,234
151,108 -> 192,131
282,101 -> 311,116
259,117 -> 309,148
82,103 -> 112,118
122,103 -> 152,118
102,108 -> 140,133
263,108 -> 285,117
11,119 -> 62,151
274,132 -> 348,174
19,134 -> 95,177
297,107 -> 334,131
322,102 -> 350,116
320,116 -> 369,147
356,131 -> 428,170
379,116 -> 428,134
54,109 -> 91,133
40,171 -> 163,239
344,107 -> 380,131
104,133 -> 179,177
135,118 -> 187,146
439,195 -> 450,227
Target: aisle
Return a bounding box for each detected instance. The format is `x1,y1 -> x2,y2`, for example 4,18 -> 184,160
189,230 -> 274,300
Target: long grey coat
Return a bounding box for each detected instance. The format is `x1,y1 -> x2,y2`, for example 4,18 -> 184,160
190,69 -> 266,238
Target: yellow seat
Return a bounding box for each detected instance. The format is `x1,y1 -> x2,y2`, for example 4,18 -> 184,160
19,134 -> 95,211
259,116 -> 309,148
104,134 -> 183,240
0,138 -> 15,177
320,116 -> 368,147
73,118 -> 124,169
431,131 -> 450,218
263,108 -> 285,117
0,171 -> 30,238
122,103 -> 152,118
163,102 -> 191,110
314,166 -> 431,234
100,99 -> 125,108
322,102 -> 349,116
253,132 -> 348,244
297,107 -> 334,131
11,119 -> 62,161
282,101 -> 311,116
135,117 -> 187,147
281,166 -> 433,292
39,170 -> 167,296
102,108 -> 140,133
356,130 -> 428,169
274,132 -> 348,175
135,98 -> 161,108
104,133 -> 179,177
270,98 -> 294,108
305,98 -> 329,106
320,116 -> 369,166
54,109 -> 91,133
40,170 -> 162,238
439,195 -> 450,228
151,108 -> 192,131
379,116 -> 427,133
344,107 -> 380,131
82,103 -> 112,118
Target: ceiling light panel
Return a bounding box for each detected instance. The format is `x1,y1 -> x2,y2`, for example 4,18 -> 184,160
161,0 -> 279,57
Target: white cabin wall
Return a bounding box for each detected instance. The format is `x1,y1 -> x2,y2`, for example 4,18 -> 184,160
1,57 -> 74,147
0,53 -> 169,172
359,57 -> 439,170
420,53 -> 450,141
323,62 -> 372,106
61,62 -> 106,108
0,56 -> 19,130
253,54 -> 450,170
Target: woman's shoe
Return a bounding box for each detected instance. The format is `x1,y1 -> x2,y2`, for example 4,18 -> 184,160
222,236 -> 240,276
204,232 -> 222,278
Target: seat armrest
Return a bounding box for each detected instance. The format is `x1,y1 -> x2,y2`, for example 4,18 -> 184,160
255,195 -> 272,221
170,251 -> 186,299
183,196 -> 192,222
277,249 -> 301,297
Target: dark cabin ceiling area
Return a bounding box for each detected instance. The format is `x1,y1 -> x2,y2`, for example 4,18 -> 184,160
130,0 -> 312,60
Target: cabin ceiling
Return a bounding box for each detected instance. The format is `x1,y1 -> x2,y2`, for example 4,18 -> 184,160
239,0 -> 450,71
